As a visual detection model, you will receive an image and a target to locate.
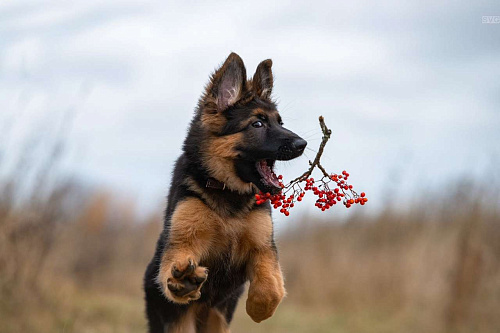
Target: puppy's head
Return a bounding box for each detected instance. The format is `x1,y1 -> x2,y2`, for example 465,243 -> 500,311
199,53 -> 306,194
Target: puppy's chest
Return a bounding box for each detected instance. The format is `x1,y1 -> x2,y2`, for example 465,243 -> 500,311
210,210 -> 273,263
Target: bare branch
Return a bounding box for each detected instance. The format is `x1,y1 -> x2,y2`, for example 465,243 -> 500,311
287,116 -> 332,185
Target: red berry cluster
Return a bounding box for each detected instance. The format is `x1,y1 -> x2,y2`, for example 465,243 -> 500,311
255,191 -> 297,216
255,170 -> 367,216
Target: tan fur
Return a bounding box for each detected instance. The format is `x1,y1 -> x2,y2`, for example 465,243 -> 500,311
246,249 -> 286,323
250,108 -> 268,119
169,304 -> 229,333
200,133 -> 255,194
159,195 -> 283,323
157,198 -> 215,303
200,308 -> 230,333
200,111 -> 226,133
167,198 -> 218,260
250,108 -> 280,121
244,210 -> 285,323
164,198 -> 272,259
207,135 -> 240,159
232,209 -> 273,264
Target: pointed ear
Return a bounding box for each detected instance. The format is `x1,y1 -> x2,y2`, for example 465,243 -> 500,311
252,59 -> 273,100
205,53 -> 247,112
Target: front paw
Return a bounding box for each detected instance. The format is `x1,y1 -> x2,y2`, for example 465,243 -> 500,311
159,258 -> 208,304
246,278 -> 285,323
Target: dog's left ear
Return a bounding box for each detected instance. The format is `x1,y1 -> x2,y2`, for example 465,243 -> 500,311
252,59 -> 273,100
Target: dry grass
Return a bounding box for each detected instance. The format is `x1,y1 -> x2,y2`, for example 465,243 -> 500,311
275,196 -> 500,333
1,137 -> 499,332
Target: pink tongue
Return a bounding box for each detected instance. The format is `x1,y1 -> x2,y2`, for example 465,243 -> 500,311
259,160 -> 280,187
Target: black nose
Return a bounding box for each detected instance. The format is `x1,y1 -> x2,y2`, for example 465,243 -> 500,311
292,138 -> 307,152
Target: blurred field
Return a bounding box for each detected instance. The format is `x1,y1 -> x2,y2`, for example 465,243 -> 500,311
1,147 -> 499,332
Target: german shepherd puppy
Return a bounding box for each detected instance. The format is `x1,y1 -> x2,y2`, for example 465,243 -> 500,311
144,52 -> 307,332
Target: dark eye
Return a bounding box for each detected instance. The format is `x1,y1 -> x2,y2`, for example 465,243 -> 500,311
252,121 -> 263,128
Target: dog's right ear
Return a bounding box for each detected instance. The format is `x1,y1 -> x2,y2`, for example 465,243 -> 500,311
203,53 -> 247,113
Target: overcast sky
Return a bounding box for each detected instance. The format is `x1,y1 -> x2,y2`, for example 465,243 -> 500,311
1,0 -> 499,220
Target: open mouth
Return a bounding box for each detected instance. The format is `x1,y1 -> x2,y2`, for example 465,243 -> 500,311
256,159 -> 281,189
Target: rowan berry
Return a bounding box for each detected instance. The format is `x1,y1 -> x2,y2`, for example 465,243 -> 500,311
254,162 -> 367,215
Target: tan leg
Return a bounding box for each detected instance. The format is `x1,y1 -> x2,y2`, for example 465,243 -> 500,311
246,249 -> 286,323
157,198 -> 216,303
